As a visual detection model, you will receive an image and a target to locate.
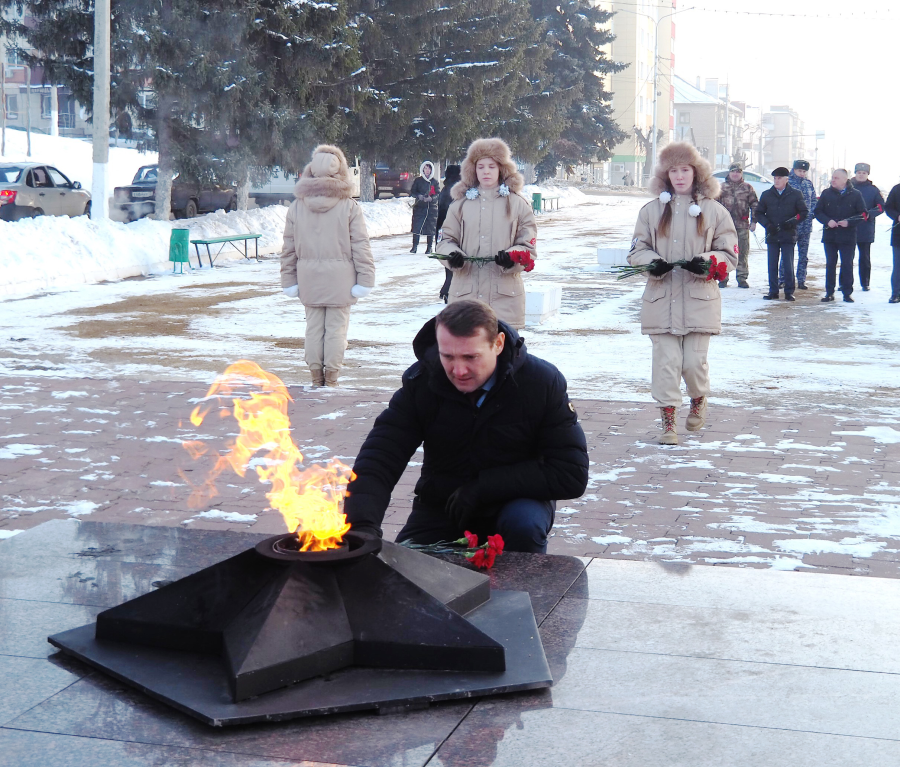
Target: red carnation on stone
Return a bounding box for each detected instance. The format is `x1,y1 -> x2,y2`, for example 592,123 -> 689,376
470,549 -> 486,568
487,534 -> 505,556
464,531 -> 479,549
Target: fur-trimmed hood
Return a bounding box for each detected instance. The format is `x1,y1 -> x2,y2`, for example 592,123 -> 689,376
451,137 -> 525,201
294,144 -> 354,211
419,160 -> 436,181
649,141 -> 720,200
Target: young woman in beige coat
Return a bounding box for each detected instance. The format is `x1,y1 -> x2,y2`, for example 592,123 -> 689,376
435,138 -> 537,329
280,145 -> 376,387
627,142 -> 739,444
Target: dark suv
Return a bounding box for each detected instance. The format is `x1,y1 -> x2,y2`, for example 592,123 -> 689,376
113,165 -> 237,221
374,164 -> 414,198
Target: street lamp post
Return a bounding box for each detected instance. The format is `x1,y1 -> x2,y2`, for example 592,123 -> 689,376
651,6 -> 694,173
91,0 -> 111,221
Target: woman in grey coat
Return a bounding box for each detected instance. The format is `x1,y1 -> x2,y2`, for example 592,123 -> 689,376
409,161 -> 440,253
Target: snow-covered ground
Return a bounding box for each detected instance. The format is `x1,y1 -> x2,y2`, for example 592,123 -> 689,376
1,192 -> 898,414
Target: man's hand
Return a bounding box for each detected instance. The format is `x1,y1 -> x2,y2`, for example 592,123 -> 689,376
647,258 -> 676,277
828,219 -> 839,228
445,482 -> 481,531
838,220 -> 849,228
447,251 -> 466,269
495,250 -> 515,269
681,256 -> 707,275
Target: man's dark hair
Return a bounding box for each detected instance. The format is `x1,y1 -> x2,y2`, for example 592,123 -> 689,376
435,300 -> 499,342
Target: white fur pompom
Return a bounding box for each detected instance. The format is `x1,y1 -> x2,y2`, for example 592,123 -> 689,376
659,191 -> 672,203
465,188 -> 479,200
498,183 -> 510,197
688,203 -> 702,217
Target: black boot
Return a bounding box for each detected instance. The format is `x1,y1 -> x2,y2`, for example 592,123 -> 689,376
410,235 -> 419,254
425,236 -> 433,254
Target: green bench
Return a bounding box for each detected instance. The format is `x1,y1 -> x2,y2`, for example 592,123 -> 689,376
190,233 -> 263,268
531,192 -> 562,214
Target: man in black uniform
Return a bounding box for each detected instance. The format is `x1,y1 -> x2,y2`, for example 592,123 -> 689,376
755,167 -> 808,302
343,300 -> 589,553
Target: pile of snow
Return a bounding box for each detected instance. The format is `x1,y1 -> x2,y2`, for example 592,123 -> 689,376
1,128 -> 589,297
1,129 -> 157,190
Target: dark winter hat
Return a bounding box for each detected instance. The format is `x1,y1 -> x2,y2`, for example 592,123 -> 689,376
443,164 -> 461,182
854,163 -> 871,173
772,167 -> 790,177
792,160 -> 809,171
728,162 -> 743,172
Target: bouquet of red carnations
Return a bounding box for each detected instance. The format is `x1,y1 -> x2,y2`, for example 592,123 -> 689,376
612,254 -> 728,282
399,531 -> 505,570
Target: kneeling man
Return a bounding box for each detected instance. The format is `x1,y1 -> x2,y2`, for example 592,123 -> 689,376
344,300 -> 588,552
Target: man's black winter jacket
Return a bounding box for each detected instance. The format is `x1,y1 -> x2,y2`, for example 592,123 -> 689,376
755,185 -> 808,245
815,185 -> 867,245
343,319 -> 589,536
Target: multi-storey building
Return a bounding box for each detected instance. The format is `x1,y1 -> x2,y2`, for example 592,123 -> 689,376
672,76 -> 743,170
597,1 -> 675,185
762,106 -> 806,174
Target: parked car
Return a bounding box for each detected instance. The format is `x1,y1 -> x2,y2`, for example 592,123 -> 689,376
249,162 -> 362,206
374,164 -> 414,197
712,169 -> 773,197
113,164 -> 237,221
0,162 -> 91,221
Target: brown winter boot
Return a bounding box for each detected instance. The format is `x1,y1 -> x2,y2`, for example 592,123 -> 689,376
324,369 -> 340,388
309,366 -> 325,387
686,396 -> 707,431
659,406 -> 678,445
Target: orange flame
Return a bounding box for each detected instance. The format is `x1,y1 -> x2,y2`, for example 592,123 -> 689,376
184,360 -> 352,551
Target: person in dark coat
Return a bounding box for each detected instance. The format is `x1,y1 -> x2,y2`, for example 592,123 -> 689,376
409,161 -> 440,253
343,300 -> 589,553
755,167 -> 808,301
850,163 -> 885,291
883,182 -> 900,304
814,169 -> 867,302
436,164 -> 461,302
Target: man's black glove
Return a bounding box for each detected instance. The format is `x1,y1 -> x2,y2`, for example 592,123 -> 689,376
680,256 -> 707,275
495,250 -> 515,269
447,251 -> 466,269
647,258 -> 676,276
445,481 -> 482,532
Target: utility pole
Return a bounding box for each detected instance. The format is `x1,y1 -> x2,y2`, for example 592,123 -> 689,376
724,81 -> 730,168
1,60 -> 5,157
91,0 -> 111,220
25,65 -> 31,157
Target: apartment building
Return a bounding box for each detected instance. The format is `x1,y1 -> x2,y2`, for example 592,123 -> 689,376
597,1 -> 675,185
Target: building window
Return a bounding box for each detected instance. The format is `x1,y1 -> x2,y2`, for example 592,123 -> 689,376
678,112 -> 690,124
4,94 -> 18,120
5,47 -> 27,66
41,94 -> 52,119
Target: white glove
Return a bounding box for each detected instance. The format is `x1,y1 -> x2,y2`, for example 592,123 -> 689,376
351,284 -> 372,299
282,285 -> 299,298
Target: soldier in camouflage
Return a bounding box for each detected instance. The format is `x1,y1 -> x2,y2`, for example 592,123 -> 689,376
781,160 -> 818,289
716,162 -> 758,288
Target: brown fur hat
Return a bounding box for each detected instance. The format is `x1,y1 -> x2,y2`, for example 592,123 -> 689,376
294,144 -> 353,200
649,141 -> 719,199
451,137 -> 525,201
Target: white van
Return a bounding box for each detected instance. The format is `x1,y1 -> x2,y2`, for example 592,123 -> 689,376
250,161 -> 362,206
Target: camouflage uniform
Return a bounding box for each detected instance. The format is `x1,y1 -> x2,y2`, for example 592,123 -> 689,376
717,176 -> 758,284
782,171 -> 817,286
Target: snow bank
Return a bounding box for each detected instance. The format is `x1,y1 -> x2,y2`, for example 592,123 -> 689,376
0,197 -> 412,297
1,129 -> 158,191
0,154 -> 587,297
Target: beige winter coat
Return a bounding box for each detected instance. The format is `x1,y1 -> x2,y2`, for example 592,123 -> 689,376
436,189 -> 537,329
280,145 -> 375,308
628,194 -> 738,335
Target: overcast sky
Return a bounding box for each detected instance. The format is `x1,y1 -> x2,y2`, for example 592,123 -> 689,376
673,0 -> 898,189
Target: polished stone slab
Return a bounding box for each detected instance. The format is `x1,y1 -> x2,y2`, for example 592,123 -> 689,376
0,654 -> 87,726
4,671 -> 474,767
0,599 -> 101,659
544,645 -> 900,740
428,700 -> 900,767
0,728 -> 356,767
542,594 -> 900,673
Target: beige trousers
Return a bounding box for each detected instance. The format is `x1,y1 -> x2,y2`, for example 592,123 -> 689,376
650,332 -> 711,407
304,305 -> 351,372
